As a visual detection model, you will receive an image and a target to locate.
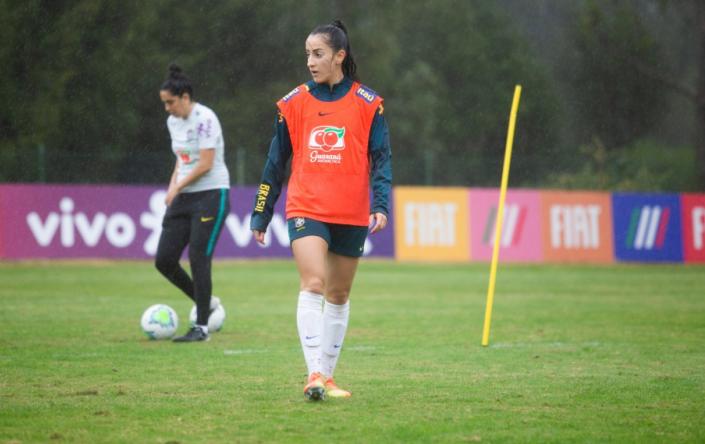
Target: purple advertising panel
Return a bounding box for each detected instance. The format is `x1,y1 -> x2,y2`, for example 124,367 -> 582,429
223,186 -> 291,258
1,184 -> 162,259
0,184 -> 395,260
366,191 -> 395,258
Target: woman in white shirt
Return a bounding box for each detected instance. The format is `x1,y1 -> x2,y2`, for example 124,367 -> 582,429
156,64 -> 230,342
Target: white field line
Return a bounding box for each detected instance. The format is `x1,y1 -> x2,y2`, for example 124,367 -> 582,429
490,341 -> 602,349
223,345 -> 379,356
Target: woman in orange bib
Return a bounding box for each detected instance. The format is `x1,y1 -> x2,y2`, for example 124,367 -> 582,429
251,20 -> 392,401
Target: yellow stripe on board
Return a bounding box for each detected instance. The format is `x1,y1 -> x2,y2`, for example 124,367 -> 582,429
482,85 -> 522,347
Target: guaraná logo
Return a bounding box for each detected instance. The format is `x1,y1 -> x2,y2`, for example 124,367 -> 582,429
308,126 -> 345,152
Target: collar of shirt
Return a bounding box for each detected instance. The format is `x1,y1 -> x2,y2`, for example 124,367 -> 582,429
306,77 -> 353,102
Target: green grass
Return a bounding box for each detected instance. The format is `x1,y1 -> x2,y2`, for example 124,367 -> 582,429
1,260 -> 704,443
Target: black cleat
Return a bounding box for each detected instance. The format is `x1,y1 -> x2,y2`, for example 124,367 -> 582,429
173,326 -> 209,343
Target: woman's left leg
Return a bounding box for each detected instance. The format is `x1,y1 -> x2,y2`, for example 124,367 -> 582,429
186,190 -> 229,329
320,252 -> 359,397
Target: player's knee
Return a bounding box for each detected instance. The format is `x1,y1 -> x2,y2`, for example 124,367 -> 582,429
326,288 -> 350,305
302,277 -> 325,295
154,255 -> 177,276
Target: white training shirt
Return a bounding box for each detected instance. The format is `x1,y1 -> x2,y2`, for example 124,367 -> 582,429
166,102 -> 230,193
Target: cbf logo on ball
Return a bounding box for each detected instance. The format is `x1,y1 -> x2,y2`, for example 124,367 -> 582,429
308,126 -> 346,164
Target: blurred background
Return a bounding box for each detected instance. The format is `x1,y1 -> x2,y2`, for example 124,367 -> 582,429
1,0 -> 703,191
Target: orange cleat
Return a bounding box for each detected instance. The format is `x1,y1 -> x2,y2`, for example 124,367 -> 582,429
303,372 -> 326,401
324,377 -> 351,398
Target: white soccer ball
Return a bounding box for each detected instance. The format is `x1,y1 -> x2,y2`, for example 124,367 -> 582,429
141,304 -> 179,340
189,303 -> 226,332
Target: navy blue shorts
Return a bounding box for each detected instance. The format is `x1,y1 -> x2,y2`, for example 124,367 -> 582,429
288,217 -> 368,258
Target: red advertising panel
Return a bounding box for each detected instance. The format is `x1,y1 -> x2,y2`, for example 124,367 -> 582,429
681,193 -> 705,263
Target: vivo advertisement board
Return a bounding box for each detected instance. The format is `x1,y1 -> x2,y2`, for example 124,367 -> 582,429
0,185 -> 395,260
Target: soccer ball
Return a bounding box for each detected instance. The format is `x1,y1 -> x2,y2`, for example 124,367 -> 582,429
141,304 -> 178,339
189,303 -> 226,332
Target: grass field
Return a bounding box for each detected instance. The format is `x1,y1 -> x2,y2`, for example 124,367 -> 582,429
1,260 -> 704,443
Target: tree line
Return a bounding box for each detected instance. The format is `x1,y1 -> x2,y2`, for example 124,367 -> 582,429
1,0 -> 702,191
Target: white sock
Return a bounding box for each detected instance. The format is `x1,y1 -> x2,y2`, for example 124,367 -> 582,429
197,324 -> 209,334
320,300 -> 350,378
297,291 -> 324,375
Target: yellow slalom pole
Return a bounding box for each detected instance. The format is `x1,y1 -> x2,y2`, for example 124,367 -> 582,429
481,85 -> 522,347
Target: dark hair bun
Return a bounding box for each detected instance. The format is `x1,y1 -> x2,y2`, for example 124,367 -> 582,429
168,63 -> 183,78
161,63 -> 193,97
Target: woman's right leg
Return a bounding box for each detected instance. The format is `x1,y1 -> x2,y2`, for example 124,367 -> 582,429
291,235 -> 328,399
155,207 -> 194,302
292,235 -> 328,294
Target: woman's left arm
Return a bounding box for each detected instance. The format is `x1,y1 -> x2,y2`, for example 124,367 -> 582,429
368,106 -> 392,233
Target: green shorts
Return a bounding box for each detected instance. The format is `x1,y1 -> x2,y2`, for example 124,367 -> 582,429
288,217 -> 368,258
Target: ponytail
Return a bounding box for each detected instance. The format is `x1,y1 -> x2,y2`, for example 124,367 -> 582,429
310,20 -> 359,81
160,63 -> 194,98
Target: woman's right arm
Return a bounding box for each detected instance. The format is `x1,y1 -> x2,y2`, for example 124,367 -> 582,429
165,159 -> 180,206
251,110 -> 293,243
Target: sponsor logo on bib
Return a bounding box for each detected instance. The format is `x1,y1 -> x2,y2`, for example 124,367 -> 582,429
308,126 -> 345,164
